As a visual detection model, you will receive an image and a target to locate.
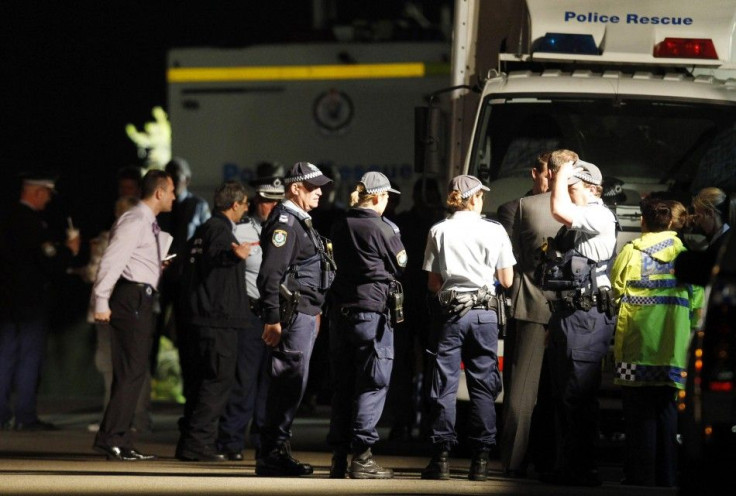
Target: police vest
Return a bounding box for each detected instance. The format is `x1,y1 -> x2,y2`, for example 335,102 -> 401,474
536,226 -> 612,292
282,213 -> 336,292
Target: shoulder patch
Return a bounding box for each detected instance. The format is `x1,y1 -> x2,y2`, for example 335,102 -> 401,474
272,229 -> 288,247
396,249 -> 408,267
278,214 -> 289,223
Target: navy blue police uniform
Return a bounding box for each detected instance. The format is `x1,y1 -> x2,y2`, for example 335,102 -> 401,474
326,207 -> 407,475
0,199 -> 75,429
540,198 -> 617,486
255,199 -> 334,475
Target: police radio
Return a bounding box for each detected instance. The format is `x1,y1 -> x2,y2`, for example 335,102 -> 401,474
389,281 -> 405,324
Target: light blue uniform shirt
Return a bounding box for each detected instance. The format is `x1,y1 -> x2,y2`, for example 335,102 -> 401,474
423,210 -> 516,293
569,199 -> 617,288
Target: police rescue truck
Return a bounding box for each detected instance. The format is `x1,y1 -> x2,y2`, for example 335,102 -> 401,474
441,0 -> 736,418
420,0 -> 736,240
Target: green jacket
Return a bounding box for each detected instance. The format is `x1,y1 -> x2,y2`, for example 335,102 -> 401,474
610,231 -> 703,389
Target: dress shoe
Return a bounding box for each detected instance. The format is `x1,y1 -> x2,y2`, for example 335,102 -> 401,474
255,445 -> 313,477
221,450 -> 243,461
15,420 -> 57,431
349,448 -> 394,479
176,448 -> 227,462
94,445 -> 156,461
124,449 -> 156,461
469,451 -> 489,481
329,453 -> 348,479
421,450 -> 450,480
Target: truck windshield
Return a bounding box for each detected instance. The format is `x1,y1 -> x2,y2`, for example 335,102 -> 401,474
469,96 -> 736,208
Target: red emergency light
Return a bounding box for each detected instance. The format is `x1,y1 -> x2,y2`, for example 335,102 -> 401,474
653,38 -> 718,60
707,380 -> 733,392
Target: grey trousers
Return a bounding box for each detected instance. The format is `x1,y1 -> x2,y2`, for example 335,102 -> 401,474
500,320 -> 547,471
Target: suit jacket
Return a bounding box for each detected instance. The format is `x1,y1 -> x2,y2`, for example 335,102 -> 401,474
508,192 -> 562,324
496,189 -> 533,238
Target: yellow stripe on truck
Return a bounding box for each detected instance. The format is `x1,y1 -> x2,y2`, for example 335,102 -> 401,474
167,62 -> 448,83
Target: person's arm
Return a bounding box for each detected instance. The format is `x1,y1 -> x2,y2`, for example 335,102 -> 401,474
92,214 -> 140,320
610,243 -> 634,304
422,229 -> 441,294
495,226 -> 517,289
257,219 -> 297,326
204,222 -> 249,266
496,266 -> 514,289
550,161 -> 577,227
427,271 -> 443,293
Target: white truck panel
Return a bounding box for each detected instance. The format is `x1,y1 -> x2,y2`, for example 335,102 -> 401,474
167,43 -> 450,208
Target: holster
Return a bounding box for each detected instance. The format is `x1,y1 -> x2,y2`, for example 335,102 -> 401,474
279,284 -> 300,326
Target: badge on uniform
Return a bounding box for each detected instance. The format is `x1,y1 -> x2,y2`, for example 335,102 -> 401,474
272,229 -> 288,247
396,249 -> 408,267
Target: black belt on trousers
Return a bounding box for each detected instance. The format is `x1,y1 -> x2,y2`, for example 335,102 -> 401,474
116,278 -> 156,294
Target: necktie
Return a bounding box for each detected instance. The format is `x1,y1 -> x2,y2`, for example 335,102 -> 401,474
153,221 -> 161,271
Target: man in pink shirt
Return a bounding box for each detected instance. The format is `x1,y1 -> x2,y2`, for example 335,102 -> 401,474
91,169 -> 175,461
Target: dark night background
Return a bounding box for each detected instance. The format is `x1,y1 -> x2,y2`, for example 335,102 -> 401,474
3,1 -> 451,238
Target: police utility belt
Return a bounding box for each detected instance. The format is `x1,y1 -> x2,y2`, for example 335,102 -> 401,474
549,287 -> 616,317
438,286 -> 508,325
338,280 -> 405,326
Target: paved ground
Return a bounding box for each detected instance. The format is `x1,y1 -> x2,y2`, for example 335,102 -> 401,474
0,398 -> 676,496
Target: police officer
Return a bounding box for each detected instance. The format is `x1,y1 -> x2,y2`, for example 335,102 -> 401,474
255,162 -> 335,477
326,172 -> 406,479
540,153 -> 617,486
0,173 -> 80,431
421,175 -> 516,481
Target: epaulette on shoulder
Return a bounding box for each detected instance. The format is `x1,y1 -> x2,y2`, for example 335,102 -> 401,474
381,217 -> 401,234
482,217 -> 502,226
277,208 -> 296,226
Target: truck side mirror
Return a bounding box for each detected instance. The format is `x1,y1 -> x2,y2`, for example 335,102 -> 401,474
414,106 -> 443,174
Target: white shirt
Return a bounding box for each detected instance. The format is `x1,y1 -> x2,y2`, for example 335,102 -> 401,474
423,211 -> 516,293
569,199 -> 617,288
234,216 -> 262,299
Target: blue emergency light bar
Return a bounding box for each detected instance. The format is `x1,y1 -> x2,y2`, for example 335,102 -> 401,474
535,33 -> 599,55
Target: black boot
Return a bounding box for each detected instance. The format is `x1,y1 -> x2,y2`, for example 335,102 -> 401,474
421,450 -> 450,480
469,450 -> 489,481
329,452 -> 348,479
255,444 -> 313,477
349,448 -> 394,479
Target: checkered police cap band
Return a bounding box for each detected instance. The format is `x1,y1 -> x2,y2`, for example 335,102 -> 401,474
568,160 -> 603,186
360,171 -> 400,195
284,169 -> 322,184
450,174 -> 490,199
284,161 -> 332,187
